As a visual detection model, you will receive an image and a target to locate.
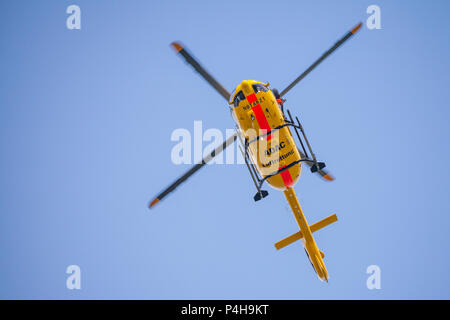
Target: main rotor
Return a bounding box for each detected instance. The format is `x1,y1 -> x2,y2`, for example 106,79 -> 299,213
150,21 -> 362,208
170,22 -> 362,102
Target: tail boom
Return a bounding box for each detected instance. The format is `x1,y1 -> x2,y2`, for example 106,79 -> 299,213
278,187 -> 336,282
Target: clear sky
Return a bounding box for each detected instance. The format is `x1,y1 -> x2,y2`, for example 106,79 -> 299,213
1,0 -> 450,299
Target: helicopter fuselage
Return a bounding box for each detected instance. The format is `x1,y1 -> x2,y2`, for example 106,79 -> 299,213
230,80 -> 302,191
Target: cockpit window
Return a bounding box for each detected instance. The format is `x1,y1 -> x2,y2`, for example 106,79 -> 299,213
252,83 -> 269,93
233,91 -> 246,107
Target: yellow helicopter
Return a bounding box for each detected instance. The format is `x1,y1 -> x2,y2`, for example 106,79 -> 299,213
149,22 -> 362,282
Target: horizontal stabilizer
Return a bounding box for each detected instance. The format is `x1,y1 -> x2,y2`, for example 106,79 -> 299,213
310,214 -> 338,234
274,230 -> 303,250
274,214 -> 338,250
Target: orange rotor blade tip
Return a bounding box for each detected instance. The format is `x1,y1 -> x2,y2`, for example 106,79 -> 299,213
171,42 -> 183,53
149,198 -> 160,209
351,22 -> 363,34
323,174 -> 335,181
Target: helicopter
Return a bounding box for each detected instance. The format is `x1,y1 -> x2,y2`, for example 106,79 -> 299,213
149,22 -> 362,282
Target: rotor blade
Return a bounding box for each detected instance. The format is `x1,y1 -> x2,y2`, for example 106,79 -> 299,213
149,133 -> 238,209
299,150 -> 335,182
171,42 -> 231,101
280,22 -> 362,97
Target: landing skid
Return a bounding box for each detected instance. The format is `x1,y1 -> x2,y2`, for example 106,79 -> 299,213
253,190 -> 269,202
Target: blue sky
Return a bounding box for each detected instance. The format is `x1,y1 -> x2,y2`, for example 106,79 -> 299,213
1,0 -> 450,299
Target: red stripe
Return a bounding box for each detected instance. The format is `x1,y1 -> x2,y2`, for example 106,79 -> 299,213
252,105 -> 271,138
246,93 -> 272,141
279,165 -> 294,188
247,93 -> 258,104
247,91 -> 292,188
